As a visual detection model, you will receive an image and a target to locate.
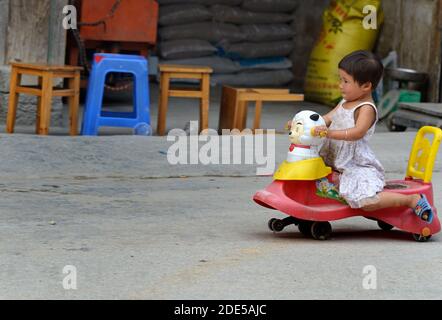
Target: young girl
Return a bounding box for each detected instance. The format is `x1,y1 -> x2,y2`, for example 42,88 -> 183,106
308,50 -> 433,222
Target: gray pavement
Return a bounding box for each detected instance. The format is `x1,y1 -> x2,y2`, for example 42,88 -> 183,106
0,131 -> 442,300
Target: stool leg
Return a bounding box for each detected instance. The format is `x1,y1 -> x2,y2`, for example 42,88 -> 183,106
6,67 -> 22,133
231,98 -> 240,132
134,64 -> 151,127
199,74 -> 210,134
38,72 -> 53,135
236,101 -> 248,131
35,77 -> 42,134
68,71 -> 81,136
81,63 -> 106,136
253,100 -> 263,133
157,72 -> 170,136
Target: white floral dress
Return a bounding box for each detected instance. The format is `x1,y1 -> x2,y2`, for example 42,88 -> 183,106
319,100 -> 385,208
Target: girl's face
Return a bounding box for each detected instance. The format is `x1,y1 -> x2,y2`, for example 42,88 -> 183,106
338,69 -> 371,101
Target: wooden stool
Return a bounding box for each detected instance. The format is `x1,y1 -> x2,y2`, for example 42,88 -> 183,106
218,86 -> 304,133
6,62 -> 83,135
157,64 -> 213,135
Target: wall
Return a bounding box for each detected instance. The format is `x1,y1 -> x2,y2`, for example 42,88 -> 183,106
0,0 -> 68,126
2,0 -> 67,65
376,0 -> 442,102
6,0 -> 51,63
0,0 -> 9,65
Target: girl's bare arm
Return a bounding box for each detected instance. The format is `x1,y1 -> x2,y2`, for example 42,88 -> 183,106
326,105 -> 376,141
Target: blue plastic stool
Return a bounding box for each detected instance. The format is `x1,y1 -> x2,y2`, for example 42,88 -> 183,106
81,53 -> 151,136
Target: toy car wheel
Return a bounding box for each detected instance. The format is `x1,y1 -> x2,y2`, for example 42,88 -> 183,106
271,219 -> 285,232
310,222 -> 332,240
377,220 -> 394,231
298,221 -> 313,237
412,233 -> 432,242
268,218 -> 277,231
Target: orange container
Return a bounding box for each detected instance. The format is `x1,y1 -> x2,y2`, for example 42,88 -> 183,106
80,0 -> 158,44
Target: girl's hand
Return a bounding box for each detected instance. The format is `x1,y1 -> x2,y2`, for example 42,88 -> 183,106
312,126 -> 328,137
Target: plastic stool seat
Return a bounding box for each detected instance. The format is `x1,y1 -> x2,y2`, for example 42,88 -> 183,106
81,53 -> 151,135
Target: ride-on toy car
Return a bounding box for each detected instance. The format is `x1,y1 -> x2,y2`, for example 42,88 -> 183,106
253,126 -> 442,241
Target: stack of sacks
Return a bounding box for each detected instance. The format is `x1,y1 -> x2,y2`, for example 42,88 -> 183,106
157,0 -> 296,87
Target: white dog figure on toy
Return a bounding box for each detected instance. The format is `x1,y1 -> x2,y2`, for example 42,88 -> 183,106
287,110 -> 326,163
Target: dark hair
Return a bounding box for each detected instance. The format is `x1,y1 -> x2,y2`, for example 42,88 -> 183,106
338,50 -> 384,89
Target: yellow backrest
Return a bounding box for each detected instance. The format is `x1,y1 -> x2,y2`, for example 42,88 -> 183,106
406,126 -> 442,183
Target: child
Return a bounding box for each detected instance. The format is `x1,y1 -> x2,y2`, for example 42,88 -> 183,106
305,50 -> 433,222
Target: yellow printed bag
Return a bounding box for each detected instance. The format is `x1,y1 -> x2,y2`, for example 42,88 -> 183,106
304,0 -> 383,106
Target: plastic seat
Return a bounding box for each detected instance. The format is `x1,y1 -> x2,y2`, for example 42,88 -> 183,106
81,53 -> 151,136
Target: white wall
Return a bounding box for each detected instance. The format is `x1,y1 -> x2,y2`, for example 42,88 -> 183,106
0,0 -> 9,65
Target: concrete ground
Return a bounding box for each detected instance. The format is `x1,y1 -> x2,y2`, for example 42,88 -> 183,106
0,85 -> 439,300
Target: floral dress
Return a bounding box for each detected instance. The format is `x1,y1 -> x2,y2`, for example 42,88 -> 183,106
319,100 -> 385,208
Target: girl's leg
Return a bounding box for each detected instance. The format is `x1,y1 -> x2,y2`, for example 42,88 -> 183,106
362,192 -> 432,222
362,191 -> 420,212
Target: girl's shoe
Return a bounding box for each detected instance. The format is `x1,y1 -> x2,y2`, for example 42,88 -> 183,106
414,194 -> 434,223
